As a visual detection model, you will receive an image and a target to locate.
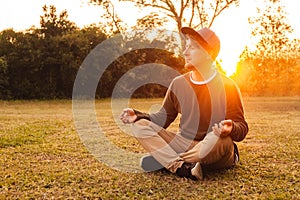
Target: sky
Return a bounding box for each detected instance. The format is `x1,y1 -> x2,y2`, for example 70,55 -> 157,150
0,0 -> 299,75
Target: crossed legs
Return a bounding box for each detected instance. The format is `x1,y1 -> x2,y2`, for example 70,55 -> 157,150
133,119 -> 235,173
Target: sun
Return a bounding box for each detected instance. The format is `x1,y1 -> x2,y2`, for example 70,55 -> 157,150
218,56 -> 239,77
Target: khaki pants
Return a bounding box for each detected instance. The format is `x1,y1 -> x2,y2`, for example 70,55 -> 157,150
132,119 -> 235,173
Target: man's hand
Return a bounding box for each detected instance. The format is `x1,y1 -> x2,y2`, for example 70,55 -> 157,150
120,108 -> 137,124
212,120 -> 233,137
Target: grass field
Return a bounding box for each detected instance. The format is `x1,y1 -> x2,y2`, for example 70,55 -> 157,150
0,97 -> 299,199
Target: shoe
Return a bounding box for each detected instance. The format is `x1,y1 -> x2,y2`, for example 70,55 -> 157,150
140,155 -> 164,172
233,142 -> 239,165
191,162 -> 203,180
176,162 -> 202,181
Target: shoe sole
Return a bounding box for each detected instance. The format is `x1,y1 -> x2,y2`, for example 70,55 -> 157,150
191,162 -> 203,180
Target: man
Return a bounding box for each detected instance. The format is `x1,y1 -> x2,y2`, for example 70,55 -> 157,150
120,27 -> 248,180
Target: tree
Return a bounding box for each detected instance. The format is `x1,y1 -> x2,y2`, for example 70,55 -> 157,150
233,0 -> 299,95
89,0 -> 127,35
38,5 -> 79,97
40,5 -> 77,38
89,0 -> 239,34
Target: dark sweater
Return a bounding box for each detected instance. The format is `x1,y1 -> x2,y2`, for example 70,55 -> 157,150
135,72 -> 248,142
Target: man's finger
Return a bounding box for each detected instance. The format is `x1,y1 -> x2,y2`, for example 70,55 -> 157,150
219,122 -> 223,128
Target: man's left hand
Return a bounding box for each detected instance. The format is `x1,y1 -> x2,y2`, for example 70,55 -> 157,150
212,120 -> 233,137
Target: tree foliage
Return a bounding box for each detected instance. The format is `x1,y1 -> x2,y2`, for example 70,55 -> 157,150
0,56 -> 9,98
232,0 -> 300,96
40,5 -> 77,37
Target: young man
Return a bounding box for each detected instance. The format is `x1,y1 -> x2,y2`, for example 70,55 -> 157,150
120,27 -> 248,180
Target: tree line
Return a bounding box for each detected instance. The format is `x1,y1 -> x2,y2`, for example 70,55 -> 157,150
0,5 -> 186,99
0,6 -> 107,99
0,0 -> 299,99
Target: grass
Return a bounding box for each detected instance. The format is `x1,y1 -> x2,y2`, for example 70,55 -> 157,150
0,97 -> 299,199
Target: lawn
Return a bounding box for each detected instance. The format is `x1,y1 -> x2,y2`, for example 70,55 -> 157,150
0,97 -> 299,199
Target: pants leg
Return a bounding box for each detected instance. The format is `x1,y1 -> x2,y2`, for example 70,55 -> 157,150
132,119 -> 195,173
180,131 -> 235,170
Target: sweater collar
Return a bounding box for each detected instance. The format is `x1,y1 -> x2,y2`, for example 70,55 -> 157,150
189,70 -> 217,85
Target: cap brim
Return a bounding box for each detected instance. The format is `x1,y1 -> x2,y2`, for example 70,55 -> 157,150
181,27 -> 199,36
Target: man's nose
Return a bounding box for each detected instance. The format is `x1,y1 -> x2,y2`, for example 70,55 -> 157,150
183,48 -> 189,56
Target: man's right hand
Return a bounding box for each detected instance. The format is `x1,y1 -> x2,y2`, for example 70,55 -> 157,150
120,108 -> 137,124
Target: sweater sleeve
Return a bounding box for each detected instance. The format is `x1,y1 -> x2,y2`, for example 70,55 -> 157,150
149,81 -> 179,128
226,81 -> 249,142
133,109 -> 150,122
133,80 -> 179,129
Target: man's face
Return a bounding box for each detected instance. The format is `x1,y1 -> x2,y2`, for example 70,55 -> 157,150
183,36 -> 211,71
